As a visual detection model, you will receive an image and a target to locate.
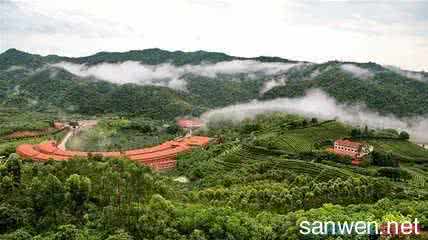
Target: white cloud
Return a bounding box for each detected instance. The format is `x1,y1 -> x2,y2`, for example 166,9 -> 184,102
340,64 -> 374,79
52,61 -> 187,91
52,60 -> 298,90
386,65 -> 428,82
260,78 -> 287,95
5,65 -> 26,72
201,89 -> 428,143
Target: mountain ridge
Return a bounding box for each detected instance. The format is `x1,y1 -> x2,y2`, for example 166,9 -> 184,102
0,48 -> 298,68
1,48 -> 427,119
2,48 -> 425,73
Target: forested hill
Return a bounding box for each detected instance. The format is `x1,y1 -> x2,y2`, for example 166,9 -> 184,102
0,48 -> 296,69
1,48 -> 427,119
261,61 -> 428,117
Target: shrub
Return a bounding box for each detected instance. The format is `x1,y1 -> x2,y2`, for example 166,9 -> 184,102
316,151 -> 352,165
371,151 -> 399,167
399,131 -> 410,140
376,167 -> 411,181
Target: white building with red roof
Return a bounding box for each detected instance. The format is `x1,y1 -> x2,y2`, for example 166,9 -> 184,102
333,139 -> 371,163
177,118 -> 204,135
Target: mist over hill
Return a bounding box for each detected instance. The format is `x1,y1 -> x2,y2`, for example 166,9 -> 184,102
201,89 -> 428,143
1,48 -> 428,138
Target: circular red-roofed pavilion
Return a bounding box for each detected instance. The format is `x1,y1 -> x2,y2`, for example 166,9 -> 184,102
177,119 -> 204,129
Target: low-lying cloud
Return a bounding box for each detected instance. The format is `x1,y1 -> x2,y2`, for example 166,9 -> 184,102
340,64 -> 374,79
386,65 -> 428,82
53,60 -> 298,91
260,77 -> 287,95
52,61 -> 188,91
259,63 -> 310,94
5,65 -> 26,72
201,89 -> 428,143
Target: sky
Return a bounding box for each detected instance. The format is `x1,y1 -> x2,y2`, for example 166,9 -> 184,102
0,0 -> 427,71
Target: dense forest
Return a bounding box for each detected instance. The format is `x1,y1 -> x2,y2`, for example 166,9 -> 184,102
262,62 -> 428,117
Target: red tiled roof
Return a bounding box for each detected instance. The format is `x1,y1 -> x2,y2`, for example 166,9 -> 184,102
124,141 -> 175,156
334,139 -> 362,149
16,136 -> 211,171
16,144 -> 40,158
177,119 -> 204,128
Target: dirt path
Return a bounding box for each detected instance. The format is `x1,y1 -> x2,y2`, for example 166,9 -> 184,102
57,130 -> 73,150
57,120 -> 98,150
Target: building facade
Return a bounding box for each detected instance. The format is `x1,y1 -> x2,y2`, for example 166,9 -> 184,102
333,139 -> 369,159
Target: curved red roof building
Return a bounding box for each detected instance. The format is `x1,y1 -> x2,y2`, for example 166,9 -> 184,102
16,136 -> 210,171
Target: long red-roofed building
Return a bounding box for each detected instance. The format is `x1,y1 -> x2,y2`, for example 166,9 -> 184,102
16,136 -> 210,171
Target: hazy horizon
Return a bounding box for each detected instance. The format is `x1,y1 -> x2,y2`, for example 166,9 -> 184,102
1,0 -> 427,71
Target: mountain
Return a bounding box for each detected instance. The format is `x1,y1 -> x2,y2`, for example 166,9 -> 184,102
0,48 -> 46,70
0,48 -> 427,119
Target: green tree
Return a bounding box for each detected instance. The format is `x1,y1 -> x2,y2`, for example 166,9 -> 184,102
302,119 -> 308,127
399,131 -> 410,140
310,118 -> 318,124
5,154 -> 21,186
53,224 -> 79,240
363,125 -> 369,137
106,230 -> 134,240
0,204 -> 20,234
2,229 -> 32,240
65,174 -> 91,219
351,128 -> 361,138
166,124 -> 180,135
189,229 -> 207,240
0,176 -> 14,195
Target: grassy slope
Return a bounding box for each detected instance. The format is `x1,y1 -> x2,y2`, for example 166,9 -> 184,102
66,127 -> 176,151
368,139 -> 428,162
0,108 -> 52,136
256,120 -> 351,153
253,119 -> 428,162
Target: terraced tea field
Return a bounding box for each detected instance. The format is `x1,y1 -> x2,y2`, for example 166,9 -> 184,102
402,165 -> 428,189
211,143 -> 357,182
257,121 -> 350,153
368,139 -> 428,162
